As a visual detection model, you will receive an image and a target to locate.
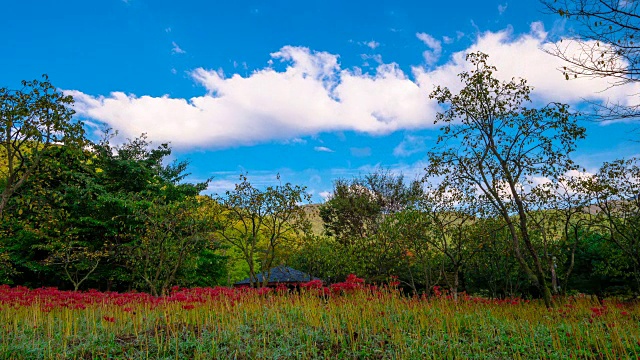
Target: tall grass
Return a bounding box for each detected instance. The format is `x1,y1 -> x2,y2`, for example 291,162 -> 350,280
0,279 -> 638,359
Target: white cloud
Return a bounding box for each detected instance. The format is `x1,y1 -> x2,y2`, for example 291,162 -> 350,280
361,54 -> 383,66
314,146 -> 334,153
69,45 -> 435,149
413,22 -> 640,107
498,3 -> 508,15
171,41 -> 186,54
393,135 -> 430,157
285,137 -> 307,145
416,32 -> 442,66
364,40 -> 380,49
68,23 -> 640,150
206,179 -> 238,194
319,191 -> 332,201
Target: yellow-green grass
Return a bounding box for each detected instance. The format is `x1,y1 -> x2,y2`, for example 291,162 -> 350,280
0,285 -> 638,359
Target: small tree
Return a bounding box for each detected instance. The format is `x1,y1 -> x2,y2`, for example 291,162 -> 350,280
419,180 -> 486,299
0,76 -> 84,219
319,170 -> 423,282
426,52 -> 586,307
128,197 -> 212,296
580,158 -> 640,293
215,175 -> 311,287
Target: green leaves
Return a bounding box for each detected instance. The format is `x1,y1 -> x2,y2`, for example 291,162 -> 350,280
0,75 -> 85,219
215,175 -> 312,287
426,51 -> 585,307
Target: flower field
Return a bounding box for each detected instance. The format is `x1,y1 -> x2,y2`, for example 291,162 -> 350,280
0,276 -> 638,359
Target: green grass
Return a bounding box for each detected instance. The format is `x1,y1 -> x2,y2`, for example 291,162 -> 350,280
0,285 -> 638,359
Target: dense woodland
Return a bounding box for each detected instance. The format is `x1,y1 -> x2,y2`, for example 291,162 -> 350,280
1,52 -> 639,307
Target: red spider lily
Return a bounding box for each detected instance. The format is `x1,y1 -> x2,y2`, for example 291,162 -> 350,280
590,307 -> 607,317
330,274 -> 366,295
300,279 -> 323,289
258,287 -> 273,296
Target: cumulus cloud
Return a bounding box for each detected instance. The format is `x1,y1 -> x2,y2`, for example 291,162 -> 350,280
319,191 -> 332,201
416,32 -> 442,66
68,22 -> 640,150
413,22 -> 640,107
68,46 -> 434,149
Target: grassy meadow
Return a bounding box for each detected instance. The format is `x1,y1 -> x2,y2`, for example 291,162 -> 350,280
0,277 -> 638,360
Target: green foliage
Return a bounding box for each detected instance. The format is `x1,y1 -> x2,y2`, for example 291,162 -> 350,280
289,235 -> 357,283
1,72 -> 639,302
0,76 -> 85,219
426,51 -> 586,307
126,197 -> 214,295
215,174 -> 312,287
0,126 -> 217,291
319,170 -> 423,282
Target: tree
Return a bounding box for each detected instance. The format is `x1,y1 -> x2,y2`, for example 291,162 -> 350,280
319,170 -> 423,282
528,175 -> 595,295
391,209 -> 444,294
466,217 -> 528,298
580,157 -> 640,293
418,180 -> 486,299
1,144 -> 108,289
0,131 -> 211,291
215,175 -> 311,287
127,197 -> 213,296
542,0 -> 640,122
289,234 -> 358,284
0,76 -> 84,219
88,132 -> 208,291
426,52 -> 586,307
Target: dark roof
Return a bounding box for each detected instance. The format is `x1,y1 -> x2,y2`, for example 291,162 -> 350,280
234,266 -> 320,285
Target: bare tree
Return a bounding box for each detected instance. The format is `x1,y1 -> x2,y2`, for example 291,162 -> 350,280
542,0 -> 640,121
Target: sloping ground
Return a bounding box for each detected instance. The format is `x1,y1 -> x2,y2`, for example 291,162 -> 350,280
302,203 -> 324,235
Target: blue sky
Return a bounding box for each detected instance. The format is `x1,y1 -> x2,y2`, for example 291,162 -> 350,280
3,0 -> 639,202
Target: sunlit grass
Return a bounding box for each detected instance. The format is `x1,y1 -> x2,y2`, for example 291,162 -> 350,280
0,279 -> 638,359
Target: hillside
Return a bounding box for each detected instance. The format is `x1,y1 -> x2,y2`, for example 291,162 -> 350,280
302,203 -> 324,235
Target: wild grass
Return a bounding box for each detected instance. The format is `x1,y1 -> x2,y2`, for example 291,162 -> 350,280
0,279 -> 638,359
